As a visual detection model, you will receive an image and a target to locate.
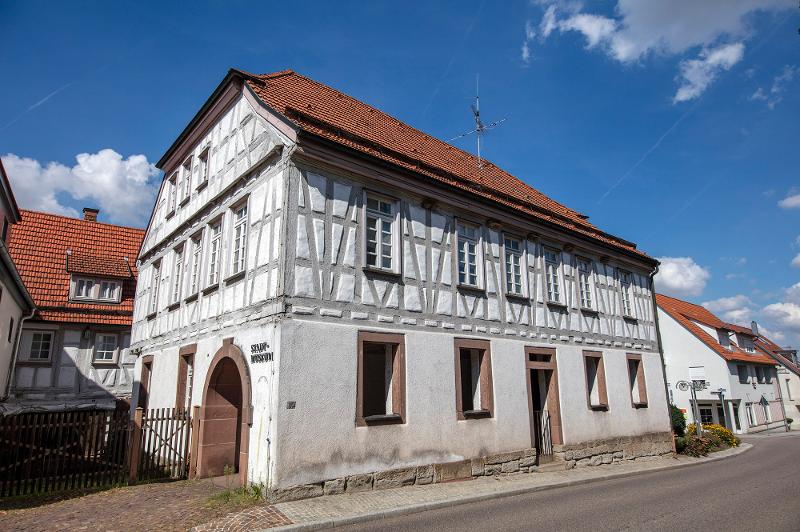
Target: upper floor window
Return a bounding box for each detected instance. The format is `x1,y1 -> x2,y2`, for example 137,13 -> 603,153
207,221 -> 222,286
737,364 -> 749,384
149,261 -> 161,315
167,173 -> 178,215
577,257 -> 593,309
619,269 -> 634,317
504,236 -> 523,296
457,222 -> 480,287
94,333 -> 118,363
196,148 -> 209,188
171,245 -> 184,304
544,248 -> 561,303
181,157 -> 192,202
188,232 -> 203,295
364,194 -> 397,272
755,366 -> 766,384
231,203 -> 248,276
26,331 -> 53,361
72,277 -> 121,303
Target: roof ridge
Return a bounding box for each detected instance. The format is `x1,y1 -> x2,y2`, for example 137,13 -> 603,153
19,208 -> 146,233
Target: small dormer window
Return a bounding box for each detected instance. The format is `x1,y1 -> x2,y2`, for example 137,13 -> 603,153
71,276 -> 121,303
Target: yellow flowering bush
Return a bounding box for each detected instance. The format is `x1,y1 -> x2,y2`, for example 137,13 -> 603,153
686,423 -> 739,448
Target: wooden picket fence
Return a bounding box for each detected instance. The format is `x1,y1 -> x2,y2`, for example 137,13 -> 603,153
0,407 -> 193,498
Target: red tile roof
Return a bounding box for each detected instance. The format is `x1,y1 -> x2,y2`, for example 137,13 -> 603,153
235,69 -> 649,260
7,210 -> 144,326
656,293 -> 775,365
754,336 -> 799,376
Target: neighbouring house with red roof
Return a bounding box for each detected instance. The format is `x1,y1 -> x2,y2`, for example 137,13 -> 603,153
0,158 -> 35,402
131,68 -> 671,495
2,207 -> 144,414
656,294 -> 787,434
753,333 -> 799,429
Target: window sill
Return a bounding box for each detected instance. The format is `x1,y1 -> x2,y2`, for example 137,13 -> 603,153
363,266 -> 401,278
202,283 -> 219,295
632,402 -> 648,409
361,413 -> 403,426
225,270 -> 246,284
145,311 -> 157,321
463,409 -> 492,419
589,404 -> 609,411
457,283 -> 486,295
167,301 -> 181,312
17,359 -> 52,366
165,210 -> 176,220
179,196 -> 190,207
547,301 -> 568,310
184,292 -> 199,303
92,360 -> 118,367
505,292 -> 528,302
623,315 -> 638,323
580,307 -> 599,316
196,179 -> 208,192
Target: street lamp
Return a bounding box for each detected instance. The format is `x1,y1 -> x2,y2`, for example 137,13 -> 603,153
710,388 -> 727,430
677,380 -> 708,436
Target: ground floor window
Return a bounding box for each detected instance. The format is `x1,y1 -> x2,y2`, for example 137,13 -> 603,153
454,338 -> 494,419
583,351 -> 608,410
357,331 -> 405,426
746,403 -> 755,426
626,354 -> 648,408
699,406 -> 713,425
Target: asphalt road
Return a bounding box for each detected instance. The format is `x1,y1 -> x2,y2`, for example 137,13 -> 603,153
338,433 -> 800,532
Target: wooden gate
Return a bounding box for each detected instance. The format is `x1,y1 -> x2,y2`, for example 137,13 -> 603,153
129,408 -> 192,483
532,410 -> 553,463
0,410 -> 130,497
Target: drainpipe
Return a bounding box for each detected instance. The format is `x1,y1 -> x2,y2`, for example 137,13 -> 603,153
649,263 -> 675,442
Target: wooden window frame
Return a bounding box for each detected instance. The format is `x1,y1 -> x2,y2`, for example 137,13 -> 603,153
576,256 -> 594,310
93,333 -> 119,365
196,147 -> 210,190
525,346 -> 564,446
618,268 -> 635,319
356,331 -> 406,426
626,353 -> 648,408
544,247 -> 563,305
503,235 -> 525,298
176,344 -> 196,411
229,199 -> 249,279
583,350 -> 609,411
454,338 -> 494,420
180,156 -> 193,205
166,173 -> 178,218
455,219 -> 483,290
362,191 -> 401,275
138,355 -> 153,411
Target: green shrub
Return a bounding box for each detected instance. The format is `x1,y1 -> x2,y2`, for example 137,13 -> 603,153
787,417 -> 794,425
681,435 -> 713,457
675,436 -> 687,453
670,404 -> 686,437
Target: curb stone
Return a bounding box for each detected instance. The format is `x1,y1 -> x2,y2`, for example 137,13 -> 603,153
258,443 -> 752,531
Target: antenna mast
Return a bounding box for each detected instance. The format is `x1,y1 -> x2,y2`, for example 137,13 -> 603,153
449,74 -> 506,170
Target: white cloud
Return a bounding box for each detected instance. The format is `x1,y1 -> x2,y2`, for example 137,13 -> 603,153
751,64 -> 797,109
778,193 -> 800,209
792,253 -> 800,268
2,150 -> 159,227
762,302 -> 800,334
702,294 -> 754,323
532,0 -> 794,101
655,256 -> 711,297
521,20 -> 536,64
785,282 -> 800,305
673,43 -> 744,103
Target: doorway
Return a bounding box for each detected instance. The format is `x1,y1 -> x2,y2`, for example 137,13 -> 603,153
525,347 -> 562,464
196,339 -> 251,485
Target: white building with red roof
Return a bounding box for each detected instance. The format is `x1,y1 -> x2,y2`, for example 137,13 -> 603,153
3,206 -> 144,414
132,69 -> 671,496
656,293 -> 787,433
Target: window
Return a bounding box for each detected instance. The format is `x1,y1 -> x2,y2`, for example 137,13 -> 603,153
699,406 -> 713,425
764,367 -> 772,384
188,232 -> 203,295
454,339 -> 494,419
176,345 -> 196,411
207,221 -> 222,286
94,334 -> 118,362
627,355 -> 648,407
99,281 -> 119,301
619,269 -> 634,317
149,261 -> 161,315
231,203 -> 248,276
167,173 -> 177,215
787,379 -> 793,401
7,317 -> 13,342
504,237 -> 523,296
196,148 -> 209,188
746,403 -> 755,426
181,157 -> 192,202
755,366 -> 765,384
583,351 -> 608,410
737,364 -> 749,384
75,278 -> 95,299
28,331 -> 53,360
457,222 -> 480,287
171,245 -> 184,304
365,194 -> 396,271
356,331 -> 405,426
544,248 -> 561,303
577,258 -> 593,309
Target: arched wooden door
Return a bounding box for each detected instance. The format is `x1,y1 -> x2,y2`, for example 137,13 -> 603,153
196,339 -> 251,485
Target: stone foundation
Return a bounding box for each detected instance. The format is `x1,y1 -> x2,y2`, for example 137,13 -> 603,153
554,431 -> 673,469
268,432 -> 673,503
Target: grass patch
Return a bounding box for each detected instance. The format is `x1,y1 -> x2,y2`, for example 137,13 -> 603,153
205,484 -> 263,509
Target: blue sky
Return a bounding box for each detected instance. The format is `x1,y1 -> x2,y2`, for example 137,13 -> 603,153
1,1 -> 798,344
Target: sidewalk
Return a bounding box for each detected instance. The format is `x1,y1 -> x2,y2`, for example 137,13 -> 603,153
194,443 -> 751,532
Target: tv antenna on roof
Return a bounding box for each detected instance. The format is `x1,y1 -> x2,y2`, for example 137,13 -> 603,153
449,75 -> 506,169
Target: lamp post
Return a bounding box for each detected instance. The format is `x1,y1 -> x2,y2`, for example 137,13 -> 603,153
710,388 -> 727,429
677,380 -> 708,436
